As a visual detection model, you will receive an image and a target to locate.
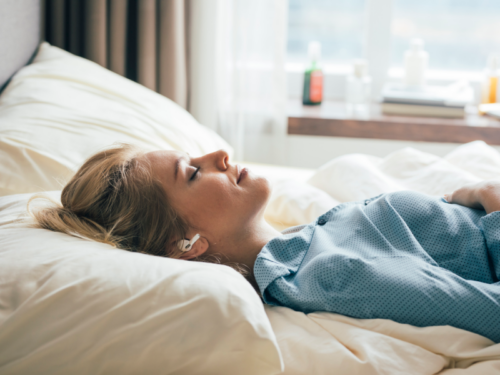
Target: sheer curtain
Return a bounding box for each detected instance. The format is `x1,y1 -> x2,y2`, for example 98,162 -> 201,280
190,0 -> 288,164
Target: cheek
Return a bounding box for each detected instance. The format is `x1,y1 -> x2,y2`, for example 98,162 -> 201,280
180,179 -> 236,226
178,175 -> 270,230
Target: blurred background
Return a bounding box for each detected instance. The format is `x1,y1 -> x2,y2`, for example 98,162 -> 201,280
289,0 -> 500,71
42,0 -> 500,168
287,0 -> 500,98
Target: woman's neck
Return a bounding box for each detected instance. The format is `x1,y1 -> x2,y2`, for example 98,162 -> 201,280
206,219 -> 282,274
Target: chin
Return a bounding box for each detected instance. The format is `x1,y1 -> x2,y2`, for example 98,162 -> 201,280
256,175 -> 272,210
234,174 -> 270,225
240,172 -> 272,219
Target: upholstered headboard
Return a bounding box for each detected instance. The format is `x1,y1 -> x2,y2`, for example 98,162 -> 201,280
0,0 -> 40,93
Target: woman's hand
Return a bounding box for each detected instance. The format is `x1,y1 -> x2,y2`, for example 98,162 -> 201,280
445,180 -> 500,214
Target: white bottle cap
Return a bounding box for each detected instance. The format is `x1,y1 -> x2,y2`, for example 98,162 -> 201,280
410,38 -> 424,52
308,41 -> 321,62
353,59 -> 367,78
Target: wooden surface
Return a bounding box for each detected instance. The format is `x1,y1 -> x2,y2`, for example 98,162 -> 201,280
288,100 -> 500,144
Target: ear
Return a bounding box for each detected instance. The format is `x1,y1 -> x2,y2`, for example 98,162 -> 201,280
179,235 -> 209,260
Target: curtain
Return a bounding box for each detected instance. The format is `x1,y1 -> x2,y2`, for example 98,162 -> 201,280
189,0 -> 288,163
42,0 -> 189,108
208,0 -> 289,163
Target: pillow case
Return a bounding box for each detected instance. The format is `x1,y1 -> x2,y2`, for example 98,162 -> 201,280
0,42 -> 232,196
0,192 -> 283,375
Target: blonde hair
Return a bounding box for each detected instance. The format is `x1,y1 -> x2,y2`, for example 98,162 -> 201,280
28,144 -> 188,258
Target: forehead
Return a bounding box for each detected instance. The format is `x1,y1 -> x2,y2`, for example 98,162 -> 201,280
142,149 -> 185,182
144,149 -> 180,167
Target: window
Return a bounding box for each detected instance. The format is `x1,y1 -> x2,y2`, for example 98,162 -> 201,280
288,0 -> 366,64
391,0 -> 500,71
287,0 -> 500,99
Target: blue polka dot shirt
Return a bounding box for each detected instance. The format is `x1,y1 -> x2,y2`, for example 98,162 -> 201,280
254,191 -> 500,343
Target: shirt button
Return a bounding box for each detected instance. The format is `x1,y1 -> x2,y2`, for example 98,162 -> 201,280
318,218 -> 327,226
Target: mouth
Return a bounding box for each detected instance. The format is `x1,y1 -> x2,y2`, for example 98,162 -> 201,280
237,166 -> 248,184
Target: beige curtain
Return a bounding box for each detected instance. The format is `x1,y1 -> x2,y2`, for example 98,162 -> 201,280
42,0 -> 190,109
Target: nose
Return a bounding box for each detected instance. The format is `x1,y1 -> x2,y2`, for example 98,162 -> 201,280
215,149 -> 230,171
200,149 -> 229,171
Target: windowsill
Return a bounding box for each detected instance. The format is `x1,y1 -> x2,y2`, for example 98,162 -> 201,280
287,99 -> 500,145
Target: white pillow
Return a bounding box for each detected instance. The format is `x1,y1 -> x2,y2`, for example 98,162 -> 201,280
0,192 -> 283,374
0,42 -> 232,196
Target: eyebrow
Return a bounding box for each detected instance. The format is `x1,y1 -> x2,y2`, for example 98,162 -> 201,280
174,155 -> 189,181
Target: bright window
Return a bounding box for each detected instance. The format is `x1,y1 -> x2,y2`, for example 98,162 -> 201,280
287,0 -> 366,64
391,0 -> 500,71
288,0 -> 500,74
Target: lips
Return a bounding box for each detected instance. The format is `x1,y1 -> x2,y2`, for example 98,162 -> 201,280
237,166 -> 247,184
237,165 -> 242,184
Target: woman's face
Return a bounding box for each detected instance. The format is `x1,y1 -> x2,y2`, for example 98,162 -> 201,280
142,149 -> 271,244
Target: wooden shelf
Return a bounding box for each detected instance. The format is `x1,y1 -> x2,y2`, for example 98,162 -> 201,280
288,100 -> 500,145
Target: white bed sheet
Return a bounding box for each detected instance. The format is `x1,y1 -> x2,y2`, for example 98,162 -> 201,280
244,141 -> 500,375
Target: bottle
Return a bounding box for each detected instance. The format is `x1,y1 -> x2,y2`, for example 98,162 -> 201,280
404,38 -> 429,87
302,41 -> 323,105
345,59 -> 371,115
481,55 -> 500,104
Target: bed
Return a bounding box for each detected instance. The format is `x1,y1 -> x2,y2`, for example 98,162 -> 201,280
1,2 -> 500,375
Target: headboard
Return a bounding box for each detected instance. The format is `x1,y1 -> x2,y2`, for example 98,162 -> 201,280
0,0 -> 41,93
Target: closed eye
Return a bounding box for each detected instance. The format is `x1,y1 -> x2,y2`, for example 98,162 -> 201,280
190,167 -> 200,181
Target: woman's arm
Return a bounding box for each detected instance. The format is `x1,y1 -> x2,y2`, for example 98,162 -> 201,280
445,180 -> 500,214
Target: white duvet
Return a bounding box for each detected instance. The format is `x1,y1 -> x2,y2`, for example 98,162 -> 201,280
257,140 -> 500,375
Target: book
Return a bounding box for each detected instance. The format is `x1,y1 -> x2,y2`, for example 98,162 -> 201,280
380,82 -> 473,118
381,102 -> 465,118
381,82 -> 473,107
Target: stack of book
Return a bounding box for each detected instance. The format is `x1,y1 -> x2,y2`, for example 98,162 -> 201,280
381,82 -> 473,118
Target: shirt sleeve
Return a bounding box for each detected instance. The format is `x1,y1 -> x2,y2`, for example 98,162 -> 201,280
268,255 -> 500,343
479,211 -> 500,281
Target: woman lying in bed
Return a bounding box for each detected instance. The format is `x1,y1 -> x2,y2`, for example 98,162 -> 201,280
30,144 -> 500,343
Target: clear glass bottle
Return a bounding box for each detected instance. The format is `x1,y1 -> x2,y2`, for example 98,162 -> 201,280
481,55 -> 500,104
345,59 -> 371,115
